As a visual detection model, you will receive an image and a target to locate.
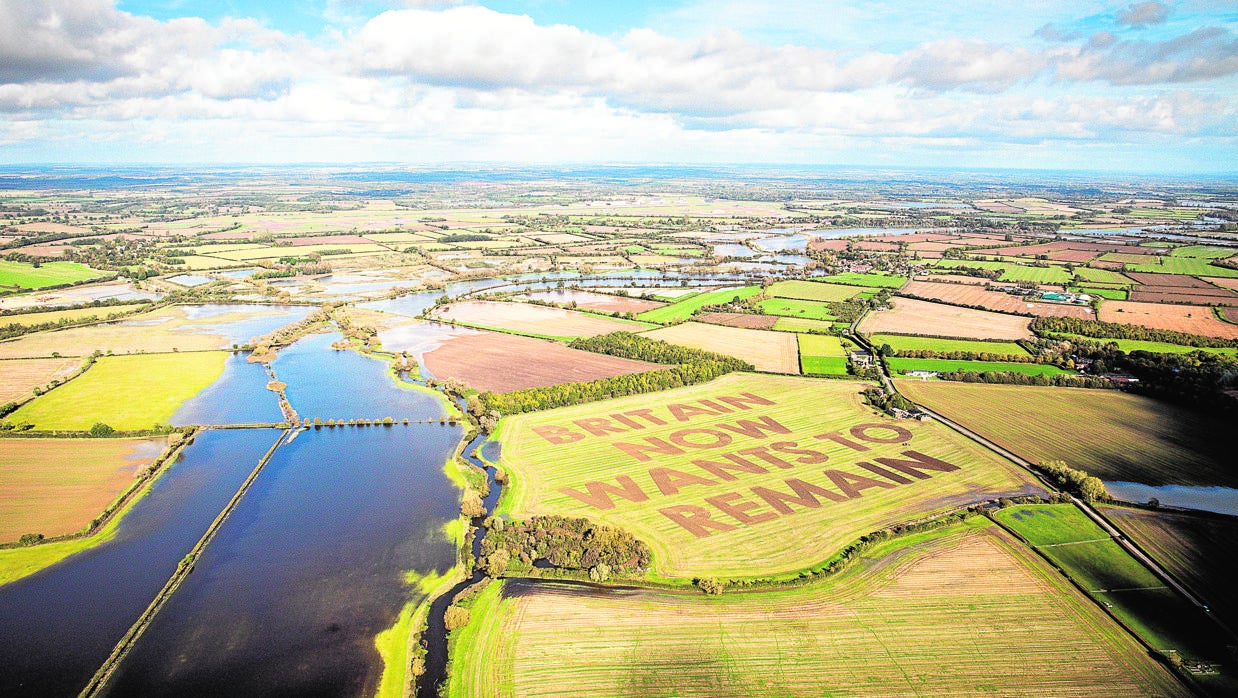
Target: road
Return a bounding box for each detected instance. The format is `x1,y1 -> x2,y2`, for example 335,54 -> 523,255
845,321 -> 1229,637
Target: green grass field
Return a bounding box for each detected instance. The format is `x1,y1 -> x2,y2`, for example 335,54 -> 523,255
796,334 -> 847,375
1169,245 -> 1234,259
1076,287 -> 1128,300
494,373 -> 1040,578
897,382 -> 1236,488
995,504 -> 1233,675
933,259 -> 1072,284
1127,256 -> 1238,278
6,352 -> 228,431
0,260 -> 108,291
754,297 -> 836,321
635,286 -> 760,324
766,280 -> 861,302
771,317 -> 837,333
1075,267 -> 1135,286
870,334 -> 1029,356
887,357 -> 1070,377
445,520 -> 1184,697
816,272 -> 908,288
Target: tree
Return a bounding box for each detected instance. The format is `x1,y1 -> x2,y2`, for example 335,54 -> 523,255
588,563 -> 612,582
89,422 -> 116,437
1078,476 -> 1110,503
696,577 -> 725,595
443,605 -> 471,631
483,548 -> 510,577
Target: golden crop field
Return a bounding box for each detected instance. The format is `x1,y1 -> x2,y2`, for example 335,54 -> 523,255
495,373 -> 1041,578
0,437 -> 167,541
639,322 -> 800,373
446,521 -> 1184,698
857,296 -> 1033,340
0,357 -> 83,403
897,381 -> 1236,487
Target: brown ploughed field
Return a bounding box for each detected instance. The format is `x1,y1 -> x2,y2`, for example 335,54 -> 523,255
857,296 -> 1033,340
693,312 -> 779,329
422,332 -> 664,393
1098,301 -> 1238,339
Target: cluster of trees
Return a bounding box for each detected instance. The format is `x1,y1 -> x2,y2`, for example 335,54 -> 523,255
862,386 -> 916,414
479,515 -> 652,580
935,370 -> 1112,388
251,261 -> 331,280
1033,316 -> 1238,348
440,233 -> 493,243
1038,460 -> 1109,502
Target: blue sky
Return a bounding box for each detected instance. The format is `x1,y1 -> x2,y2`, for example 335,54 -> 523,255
1,1 -> 1236,171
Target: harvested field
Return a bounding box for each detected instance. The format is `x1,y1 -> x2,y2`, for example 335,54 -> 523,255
518,290 -> 664,314
423,332 -> 664,393
766,279 -> 862,302
447,522 -> 1183,698
692,312 -> 778,329
1097,301 -> 1238,339
0,437 -> 167,542
1101,505 -> 1238,631
807,238 -> 849,251
640,322 -> 799,373
430,301 -> 653,339
1206,277 -> 1238,291
902,280 -> 1094,318
495,373 -> 1040,577
1124,272 -> 1215,287
919,273 -> 987,285
0,357 -> 83,403
8,352 -> 228,431
897,382 -> 1235,487
857,297 -> 1033,340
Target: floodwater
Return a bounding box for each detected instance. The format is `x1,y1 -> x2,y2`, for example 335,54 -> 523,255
101,425 -> 463,698
712,243 -> 758,258
751,233 -> 812,252
165,274 -> 214,287
171,353 -> 284,426
1104,482 -> 1238,517
0,429 -> 281,698
272,331 -> 450,420
360,290 -> 444,318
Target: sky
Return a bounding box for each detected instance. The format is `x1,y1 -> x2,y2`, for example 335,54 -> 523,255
0,1 -> 1235,172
